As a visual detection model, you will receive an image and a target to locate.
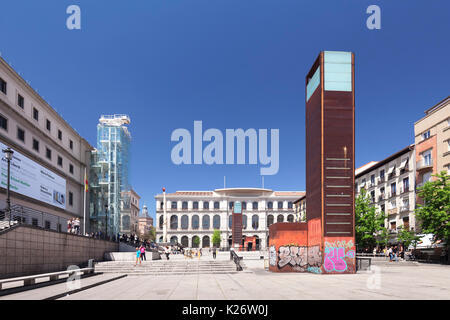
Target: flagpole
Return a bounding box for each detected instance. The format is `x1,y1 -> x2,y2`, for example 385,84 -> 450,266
83,166 -> 87,235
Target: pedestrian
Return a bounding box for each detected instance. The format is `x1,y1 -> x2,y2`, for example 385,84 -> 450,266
212,247 -> 217,259
388,246 -> 393,262
393,246 -> 399,262
67,219 -> 72,233
135,247 -> 141,266
165,246 -> 170,260
140,244 -> 146,261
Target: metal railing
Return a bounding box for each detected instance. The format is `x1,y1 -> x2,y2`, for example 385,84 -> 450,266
0,203 -> 72,234
230,250 -> 243,271
417,159 -> 433,170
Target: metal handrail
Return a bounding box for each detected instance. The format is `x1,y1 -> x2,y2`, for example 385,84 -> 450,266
230,250 -> 243,271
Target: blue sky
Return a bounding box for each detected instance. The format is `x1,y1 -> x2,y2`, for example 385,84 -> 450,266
1,0 -> 449,220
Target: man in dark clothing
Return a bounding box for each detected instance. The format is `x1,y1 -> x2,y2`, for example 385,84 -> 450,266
212,247 -> 217,259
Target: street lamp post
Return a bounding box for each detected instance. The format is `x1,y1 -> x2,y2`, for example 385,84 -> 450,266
2,147 -> 14,228
104,203 -> 108,240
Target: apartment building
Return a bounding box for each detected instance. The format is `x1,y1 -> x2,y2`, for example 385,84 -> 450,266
120,189 -> 141,235
414,96 -> 450,189
0,57 -> 93,231
355,145 -> 416,241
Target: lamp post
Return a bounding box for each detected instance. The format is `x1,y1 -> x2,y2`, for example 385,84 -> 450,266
104,203 -> 108,240
2,147 -> 14,228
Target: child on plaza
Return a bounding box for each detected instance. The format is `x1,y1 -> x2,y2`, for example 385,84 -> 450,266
135,247 -> 141,266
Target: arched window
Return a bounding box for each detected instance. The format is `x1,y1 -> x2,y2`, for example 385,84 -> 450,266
202,215 -> 210,229
229,215 -> 232,229
278,201 -> 283,209
171,201 -> 177,209
252,215 -> 259,230
213,215 -> 220,229
181,215 -> 189,229
203,201 -> 209,209
287,214 -> 294,222
193,201 -> 199,209
267,214 -> 274,227
214,201 -> 220,209
182,201 -> 188,209
170,215 -> 178,229
192,235 -> 200,248
181,236 -> 189,247
242,215 -> 247,230
202,236 -> 210,248
192,215 -> 199,229
288,201 -> 293,209
159,215 -> 163,229
242,202 -> 247,210
267,201 -> 273,209
252,202 -> 258,210
158,236 -> 163,243
170,236 -> 178,244
277,214 -> 284,223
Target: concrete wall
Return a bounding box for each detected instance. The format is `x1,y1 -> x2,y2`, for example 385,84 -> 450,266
0,224 -> 118,279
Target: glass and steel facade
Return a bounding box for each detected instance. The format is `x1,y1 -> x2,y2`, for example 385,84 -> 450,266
89,115 -> 131,237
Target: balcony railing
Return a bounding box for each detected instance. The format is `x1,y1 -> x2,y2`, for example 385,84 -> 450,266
417,159 -> 433,170
389,192 -> 396,198
378,194 -> 385,202
378,177 -> 385,184
387,208 -> 398,215
400,206 -> 409,213
400,186 -> 410,194
388,172 -> 396,180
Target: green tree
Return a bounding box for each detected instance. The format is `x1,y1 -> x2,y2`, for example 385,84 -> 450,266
377,227 -> 390,250
140,226 -> 156,242
212,229 -> 221,248
415,171 -> 450,248
397,226 -> 421,249
192,236 -> 200,247
355,188 -> 387,251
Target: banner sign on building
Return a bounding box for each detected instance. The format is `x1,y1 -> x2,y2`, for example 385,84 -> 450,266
0,142 -> 67,209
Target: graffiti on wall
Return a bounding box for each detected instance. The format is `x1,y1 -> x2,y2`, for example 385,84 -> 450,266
323,240 -> 355,273
269,245 -> 277,266
276,245 -> 322,272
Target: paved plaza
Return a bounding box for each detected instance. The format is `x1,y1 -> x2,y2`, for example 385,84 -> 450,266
3,261 -> 449,300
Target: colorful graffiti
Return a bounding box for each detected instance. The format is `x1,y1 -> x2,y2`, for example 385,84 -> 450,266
307,266 -> 322,274
269,245 -> 277,266
278,245 -> 307,270
307,245 -> 322,267
276,245 -> 322,272
323,240 -> 355,273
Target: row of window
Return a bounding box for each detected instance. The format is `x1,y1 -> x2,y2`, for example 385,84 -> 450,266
363,178 -> 410,202
0,76 -> 75,152
0,113 -> 76,175
161,201 -> 294,210
159,214 -> 295,230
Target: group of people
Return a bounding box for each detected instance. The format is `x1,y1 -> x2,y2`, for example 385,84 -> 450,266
385,245 -> 405,262
67,218 -> 80,234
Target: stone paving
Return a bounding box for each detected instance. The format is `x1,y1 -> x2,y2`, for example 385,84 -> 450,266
57,262 -> 450,300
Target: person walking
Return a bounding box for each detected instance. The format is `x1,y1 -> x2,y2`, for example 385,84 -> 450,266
212,247 -> 217,259
388,246 -> 393,262
165,246 -> 170,260
140,244 -> 146,261
135,247 -> 141,266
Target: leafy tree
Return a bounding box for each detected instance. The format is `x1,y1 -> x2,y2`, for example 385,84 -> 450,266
192,236 -> 200,247
397,226 -> 421,249
212,229 -> 221,248
415,171 -> 450,248
355,188 -> 387,251
377,227 -> 390,250
140,226 -> 156,242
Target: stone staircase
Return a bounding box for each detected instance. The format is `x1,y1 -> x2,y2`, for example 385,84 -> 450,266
94,259 -> 241,275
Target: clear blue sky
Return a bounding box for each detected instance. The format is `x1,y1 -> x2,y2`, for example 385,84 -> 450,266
1,1 -> 449,221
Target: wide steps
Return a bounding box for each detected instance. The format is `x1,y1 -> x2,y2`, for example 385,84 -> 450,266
95,260 -> 240,275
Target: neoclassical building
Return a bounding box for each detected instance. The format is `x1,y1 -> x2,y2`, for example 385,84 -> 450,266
154,188 -> 305,249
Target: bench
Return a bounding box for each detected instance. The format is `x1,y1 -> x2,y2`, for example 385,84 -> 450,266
0,264 -> 94,290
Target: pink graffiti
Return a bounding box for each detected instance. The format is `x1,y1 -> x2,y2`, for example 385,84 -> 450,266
324,247 -> 353,272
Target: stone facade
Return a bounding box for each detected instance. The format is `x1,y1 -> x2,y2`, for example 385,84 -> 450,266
0,225 -> 118,279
